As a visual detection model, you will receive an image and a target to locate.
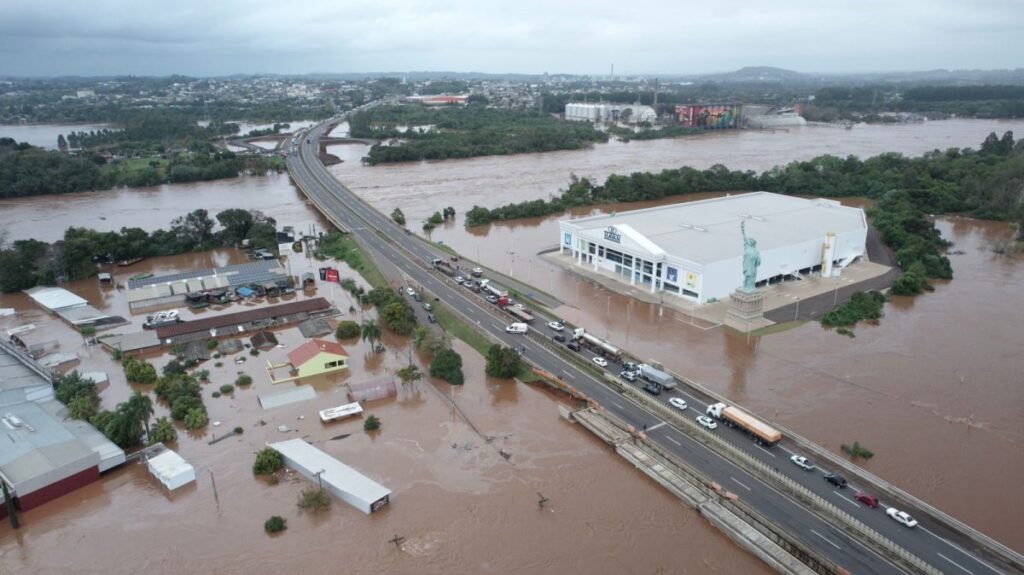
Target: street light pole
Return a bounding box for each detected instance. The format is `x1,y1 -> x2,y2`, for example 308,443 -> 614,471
794,297 -> 800,322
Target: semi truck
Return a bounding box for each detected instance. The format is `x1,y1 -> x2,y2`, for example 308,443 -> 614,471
637,363 -> 677,390
431,258 -> 458,278
572,328 -> 622,362
507,307 -> 535,323
480,279 -> 507,299
705,402 -> 782,447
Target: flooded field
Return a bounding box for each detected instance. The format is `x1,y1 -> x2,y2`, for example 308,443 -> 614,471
0,122 -> 120,149
1,118 -> 1022,558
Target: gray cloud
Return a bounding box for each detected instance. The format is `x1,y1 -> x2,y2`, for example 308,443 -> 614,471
0,0 -> 1021,76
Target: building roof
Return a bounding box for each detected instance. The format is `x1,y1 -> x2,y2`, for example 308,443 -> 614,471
258,385 -> 317,410
127,260 -> 286,290
287,338 -> 348,367
269,438 -> 391,506
563,192 -> 866,265
147,449 -> 195,490
0,401 -> 99,494
24,287 -> 88,311
154,297 -> 330,338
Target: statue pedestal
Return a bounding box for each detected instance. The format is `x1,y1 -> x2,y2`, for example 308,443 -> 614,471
724,289 -> 768,332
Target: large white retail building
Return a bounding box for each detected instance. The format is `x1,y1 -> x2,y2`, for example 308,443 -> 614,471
557,192 -> 868,304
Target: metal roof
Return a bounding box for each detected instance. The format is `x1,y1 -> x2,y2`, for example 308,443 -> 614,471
24,287 -> 89,311
564,192 -> 866,265
0,401 -> 99,493
269,438 -> 391,512
154,297 -> 330,338
258,385 -> 317,410
127,260 -> 287,290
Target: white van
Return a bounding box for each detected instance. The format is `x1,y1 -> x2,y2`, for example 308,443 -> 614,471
505,322 -> 528,334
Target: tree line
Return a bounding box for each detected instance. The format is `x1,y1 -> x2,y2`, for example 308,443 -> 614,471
0,138 -> 285,198
349,104 -> 608,165
0,208 -> 278,292
465,132 -> 1024,294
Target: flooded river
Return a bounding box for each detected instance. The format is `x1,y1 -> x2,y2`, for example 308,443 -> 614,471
1,118 -> 1023,564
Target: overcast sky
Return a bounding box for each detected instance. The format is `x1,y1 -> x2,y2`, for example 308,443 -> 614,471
1,0 -> 1021,77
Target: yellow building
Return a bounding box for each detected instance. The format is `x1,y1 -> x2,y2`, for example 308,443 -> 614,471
267,339 -> 349,384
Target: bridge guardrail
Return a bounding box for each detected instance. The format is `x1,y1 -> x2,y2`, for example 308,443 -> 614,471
616,385 -> 942,575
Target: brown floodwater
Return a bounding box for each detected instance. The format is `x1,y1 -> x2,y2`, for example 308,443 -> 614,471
0,251 -> 770,574
2,118 -> 1023,560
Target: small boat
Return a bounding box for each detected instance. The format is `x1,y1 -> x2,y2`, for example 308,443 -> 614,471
117,257 -> 145,267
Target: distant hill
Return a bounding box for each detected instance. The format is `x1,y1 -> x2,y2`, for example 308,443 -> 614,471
701,66 -> 808,82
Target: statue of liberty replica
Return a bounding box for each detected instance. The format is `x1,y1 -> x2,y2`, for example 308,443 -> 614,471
726,221 -> 766,331
740,221 -> 761,293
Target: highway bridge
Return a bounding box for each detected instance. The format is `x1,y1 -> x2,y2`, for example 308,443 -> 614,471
286,108 -> 1020,575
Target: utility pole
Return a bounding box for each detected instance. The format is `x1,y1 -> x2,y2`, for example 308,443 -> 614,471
388,534 -> 405,548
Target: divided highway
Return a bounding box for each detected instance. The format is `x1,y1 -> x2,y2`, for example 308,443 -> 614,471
287,111 -> 1005,575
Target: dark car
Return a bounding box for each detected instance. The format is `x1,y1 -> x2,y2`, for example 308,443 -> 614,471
552,334 -> 566,343
824,473 -> 848,488
566,341 -> 581,352
642,382 -> 662,396
427,313 -> 436,323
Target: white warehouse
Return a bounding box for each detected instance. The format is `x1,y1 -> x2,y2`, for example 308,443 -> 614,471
557,192 -> 867,304
565,102 -> 656,124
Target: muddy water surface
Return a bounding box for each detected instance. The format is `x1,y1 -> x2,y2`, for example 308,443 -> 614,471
1,118 -> 1022,560
1,270 -> 769,574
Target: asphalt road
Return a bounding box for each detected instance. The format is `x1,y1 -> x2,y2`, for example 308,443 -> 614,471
286,110 -> 1004,575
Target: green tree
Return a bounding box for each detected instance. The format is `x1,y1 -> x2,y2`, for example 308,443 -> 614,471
67,395 -> 98,421
253,447 -> 284,475
183,407 -> 209,430
396,364 -> 422,386
264,516 -> 287,533
428,211 -> 444,225
123,355 -> 158,384
390,207 -> 406,226
364,414 -> 381,431
57,134 -> 68,152
485,345 -> 522,379
336,320 -> 361,339
430,348 -> 465,385
379,301 -> 416,335
149,417 -> 178,444
361,318 -> 382,349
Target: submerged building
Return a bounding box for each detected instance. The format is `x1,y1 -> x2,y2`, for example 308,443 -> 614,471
557,192 -> 867,304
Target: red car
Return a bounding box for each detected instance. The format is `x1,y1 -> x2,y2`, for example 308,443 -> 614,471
854,491 -> 880,508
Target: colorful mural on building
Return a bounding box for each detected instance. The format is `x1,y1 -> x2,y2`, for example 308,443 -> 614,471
675,104 -> 742,129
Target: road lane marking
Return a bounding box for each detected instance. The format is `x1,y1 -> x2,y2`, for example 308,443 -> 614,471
664,435 -> 682,446
834,491 -> 861,508
611,401 -> 625,410
731,477 -> 752,491
754,444 -> 776,458
648,422 -> 667,431
921,527 -> 1002,574
938,552 -> 975,574
810,529 -> 841,550
561,370 -> 576,379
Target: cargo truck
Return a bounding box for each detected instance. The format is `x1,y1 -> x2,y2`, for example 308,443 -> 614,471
637,363 -> 677,390
571,328 -> 622,362
705,402 -> 782,447
431,258 -> 458,278
480,279 -> 507,299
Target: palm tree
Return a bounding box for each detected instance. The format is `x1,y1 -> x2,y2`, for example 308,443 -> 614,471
124,391 -> 154,443
396,364 -> 422,387
361,319 -> 382,352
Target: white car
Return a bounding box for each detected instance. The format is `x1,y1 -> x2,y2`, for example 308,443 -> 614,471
886,508 -> 918,528
669,397 -> 688,411
513,303 -> 525,310
592,357 -> 609,368
790,455 -> 815,471
405,287 -> 415,296
454,275 -> 465,283
547,321 -> 565,331
696,415 -> 717,430
471,267 -> 483,276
